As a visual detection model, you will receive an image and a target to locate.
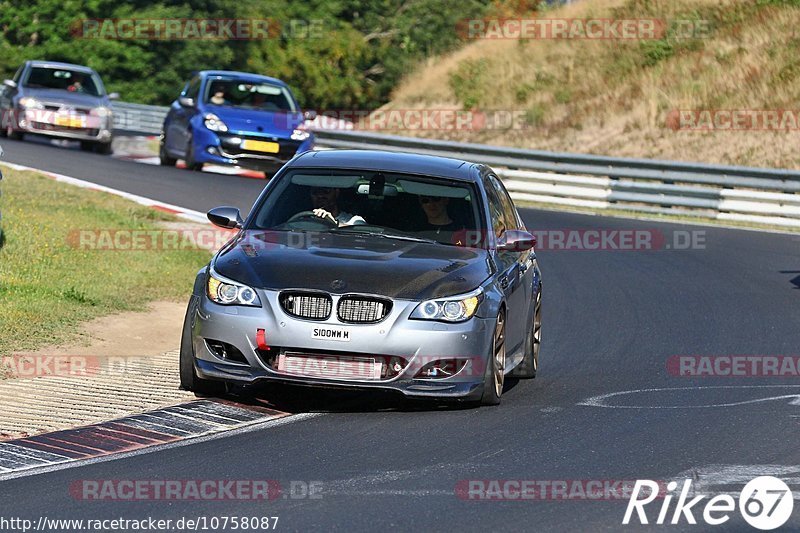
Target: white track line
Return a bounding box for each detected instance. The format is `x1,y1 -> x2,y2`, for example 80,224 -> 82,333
0,161 -> 208,224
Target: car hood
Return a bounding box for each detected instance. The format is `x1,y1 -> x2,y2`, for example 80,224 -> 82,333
213,231 -> 492,301
204,105 -> 304,137
20,88 -> 106,107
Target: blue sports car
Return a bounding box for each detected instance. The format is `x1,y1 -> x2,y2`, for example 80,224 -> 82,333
159,70 -> 315,177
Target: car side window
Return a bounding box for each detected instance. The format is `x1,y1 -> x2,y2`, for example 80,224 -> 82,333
489,175 -> 520,231
483,177 -> 508,239
184,76 -> 201,99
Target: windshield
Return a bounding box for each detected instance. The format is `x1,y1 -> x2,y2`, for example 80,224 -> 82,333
203,78 -> 297,112
22,67 -> 104,97
250,170 -> 485,248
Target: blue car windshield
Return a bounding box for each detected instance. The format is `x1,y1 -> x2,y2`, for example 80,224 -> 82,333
204,78 -> 297,112
23,67 -> 103,97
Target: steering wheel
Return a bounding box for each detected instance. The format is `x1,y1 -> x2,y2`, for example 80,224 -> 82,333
284,210 -> 338,229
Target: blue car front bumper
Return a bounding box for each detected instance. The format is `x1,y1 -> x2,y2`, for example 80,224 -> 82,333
191,128 -> 314,172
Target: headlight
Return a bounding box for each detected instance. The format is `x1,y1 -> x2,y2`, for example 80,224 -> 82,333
91,106 -> 112,118
410,288 -> 483,322
290,128 -> 310,141
18,97 -> 43,110
204,113 -> 228,132
206,267 -> 261,307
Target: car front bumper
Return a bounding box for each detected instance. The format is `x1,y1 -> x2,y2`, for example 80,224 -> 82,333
190,290 -> 494,400
15,108 -> 112,142
192,129 -> 314,172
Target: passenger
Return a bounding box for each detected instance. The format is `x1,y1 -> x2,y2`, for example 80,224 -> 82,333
309,187 -> 365,226
417,195 -> 464,242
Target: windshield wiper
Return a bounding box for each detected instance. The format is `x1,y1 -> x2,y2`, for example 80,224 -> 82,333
377,233 -> 439,244
329,227 -> 439,245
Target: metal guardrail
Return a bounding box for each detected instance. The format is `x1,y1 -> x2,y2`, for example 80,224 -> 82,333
112,101 -> 167,135
111,101 -> 800,228
314,130 -> 800,228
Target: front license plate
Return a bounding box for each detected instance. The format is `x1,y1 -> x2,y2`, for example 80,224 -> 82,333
277,353 -> 382,380
311,327 -> 351,342
241,139 -> 280,153
54,115 -> 85,128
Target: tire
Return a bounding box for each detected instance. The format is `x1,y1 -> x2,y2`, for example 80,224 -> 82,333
6,124 -> 22,141
184,132 -> 203,171
480,310 -> 506,406
179,298 -> 226,395
79,141 -> 94,152
94,140 -> 113,155
510,285 -> 542,378
159,135 -> 177,166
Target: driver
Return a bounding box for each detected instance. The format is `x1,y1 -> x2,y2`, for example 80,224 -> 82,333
67,74 -> 84,93
310,187 -> 365,226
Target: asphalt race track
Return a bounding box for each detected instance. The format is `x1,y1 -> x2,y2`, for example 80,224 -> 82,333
2,137 -> 800,531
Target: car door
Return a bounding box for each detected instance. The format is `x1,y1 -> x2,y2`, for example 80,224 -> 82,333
490,174 -> 537,335
484,175 -> 528,360
167,75 -> 201,154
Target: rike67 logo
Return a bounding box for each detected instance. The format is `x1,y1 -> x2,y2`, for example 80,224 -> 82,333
624,476 -> 793,530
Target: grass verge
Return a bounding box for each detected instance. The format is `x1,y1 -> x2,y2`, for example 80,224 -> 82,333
0,167 -> 210,356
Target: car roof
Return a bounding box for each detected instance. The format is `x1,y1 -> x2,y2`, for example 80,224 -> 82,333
198,70 -> 288,87
288,150 -> 481,182
26,61 -> 97,74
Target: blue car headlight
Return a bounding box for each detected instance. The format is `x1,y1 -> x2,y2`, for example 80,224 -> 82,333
204,113 -> 228,132
291,128 -> 310,141
207,267 -> 261,307
410,288 -> 483,322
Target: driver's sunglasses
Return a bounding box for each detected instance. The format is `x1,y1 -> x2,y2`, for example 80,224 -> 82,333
311,187 -> 335,195
419,196 -> 444,204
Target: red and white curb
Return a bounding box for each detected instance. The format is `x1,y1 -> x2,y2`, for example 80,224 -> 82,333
0,400 -> 303,480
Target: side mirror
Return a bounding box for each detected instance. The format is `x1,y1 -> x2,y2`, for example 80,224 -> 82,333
497,229 -> 536,252
108,92 -> 120,100
207,206 -> 243,229
3,79 -> 17,89
178,96 -> 195,108
303,109 -> 317,121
